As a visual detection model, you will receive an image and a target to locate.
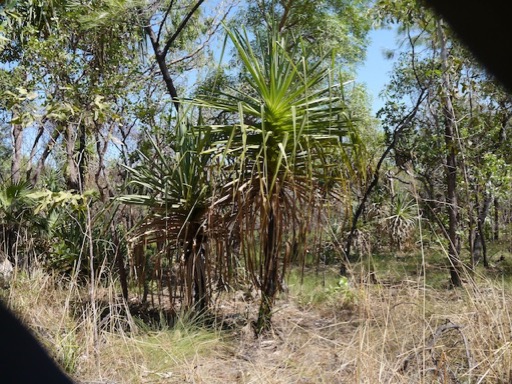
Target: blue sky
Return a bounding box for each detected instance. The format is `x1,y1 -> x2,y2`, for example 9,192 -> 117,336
355,27 -> 399,115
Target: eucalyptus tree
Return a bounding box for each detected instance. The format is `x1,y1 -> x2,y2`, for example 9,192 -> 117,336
197,26 -> 360,332
0,1 -> 150,291
0,0 -> 229,194
1,0 -> 65,185
0,1 -> 52,184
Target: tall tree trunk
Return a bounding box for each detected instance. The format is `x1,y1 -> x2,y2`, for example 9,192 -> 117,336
11,123 -> 23,184
28,127 -> 61,186
77,122 -> 87,193
25,122 -> 44,184
473,191 -> 492,267
493,109 -> 511,241
438,20 -> 462,287
65,125 -> 80,191
493,197 -> 499,241
64,122 -> 87,193
94,126 -> 114,202
468,208 -> 475,264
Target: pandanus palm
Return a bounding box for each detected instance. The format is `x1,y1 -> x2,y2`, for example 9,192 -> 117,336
119,116 -> 213,312
197,27 -> 359,332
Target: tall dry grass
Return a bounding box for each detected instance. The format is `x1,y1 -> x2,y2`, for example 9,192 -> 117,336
2,257 -> 512,383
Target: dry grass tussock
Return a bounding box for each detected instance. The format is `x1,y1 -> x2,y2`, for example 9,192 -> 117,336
2,265 -> 512,383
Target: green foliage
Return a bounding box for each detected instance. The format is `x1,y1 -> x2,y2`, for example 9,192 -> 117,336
11,188 -> 117,278
240,0 -> 372,67
55,329 -> 81,374
28,189 -> 96,214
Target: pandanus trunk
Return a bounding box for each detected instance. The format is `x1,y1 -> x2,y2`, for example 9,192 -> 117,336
183,224 -> 207,313
256,203 -> 280,333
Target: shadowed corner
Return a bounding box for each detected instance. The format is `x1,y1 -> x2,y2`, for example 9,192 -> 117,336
0,300 -> 74,383
425,0 -> 512,94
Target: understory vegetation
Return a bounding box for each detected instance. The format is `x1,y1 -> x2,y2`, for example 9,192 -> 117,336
2,0 -> 512,382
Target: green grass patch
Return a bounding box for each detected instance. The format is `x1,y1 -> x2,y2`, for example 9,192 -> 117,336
285,268 -> 355,308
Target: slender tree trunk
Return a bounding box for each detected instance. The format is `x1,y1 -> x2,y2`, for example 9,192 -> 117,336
468,211 -> 475,263
493,197 -> 499,241
472,191 -> 492,268
473,192 -> 492,267
143,0 -> 205,113
438,20 -> 462,287
468,184 -> 478,267
64,122 -> 87,193
11,123 -> 23,184
94,125 -> 114,202
29,127 -> 61,186
152,48 -> 180,112
65,125 -> 80,191
445,137 -> 462,286
77,123 -> 87,193
113,226 -> 129,301
492,110 -> 510,241
25,122 -> 44,183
